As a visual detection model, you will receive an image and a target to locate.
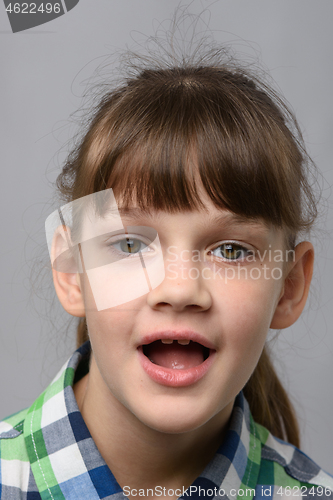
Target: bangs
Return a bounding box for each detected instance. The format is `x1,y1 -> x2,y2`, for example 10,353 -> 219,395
65,66 -> 315,239
106,126 -> 298,229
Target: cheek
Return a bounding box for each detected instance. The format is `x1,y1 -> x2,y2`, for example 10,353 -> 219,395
213,272 -> 282,345
78,272 -> 97,314
80,269 -> 149,315
82,275 -> 146,352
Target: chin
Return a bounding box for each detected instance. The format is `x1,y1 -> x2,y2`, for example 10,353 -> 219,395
135,404 -> 214,435
145,418 -> 205,435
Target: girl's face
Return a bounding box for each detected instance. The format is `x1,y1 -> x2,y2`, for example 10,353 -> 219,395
77,190 -> 286,435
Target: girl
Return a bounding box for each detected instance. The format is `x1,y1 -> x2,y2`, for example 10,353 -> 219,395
1,48 -> 332,500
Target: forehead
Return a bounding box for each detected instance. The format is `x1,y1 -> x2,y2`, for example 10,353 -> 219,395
115,203 -> 274,239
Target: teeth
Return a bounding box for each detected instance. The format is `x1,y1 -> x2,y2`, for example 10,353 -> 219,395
160,339 -> 191,345
177,339 -> 190,345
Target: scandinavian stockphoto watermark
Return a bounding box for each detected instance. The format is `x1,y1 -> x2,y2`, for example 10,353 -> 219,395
122,485 -> 332,498
165,245 -> 295,283
122,486 -> 257,498
3,0 -> 79,33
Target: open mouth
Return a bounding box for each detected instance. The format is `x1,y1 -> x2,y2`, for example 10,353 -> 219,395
142,339 -> 211,370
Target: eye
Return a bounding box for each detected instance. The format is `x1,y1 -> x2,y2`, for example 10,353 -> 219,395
108,236 -> 151,255
211,242 -> 252,261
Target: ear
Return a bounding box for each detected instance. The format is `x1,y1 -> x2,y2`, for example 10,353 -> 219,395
53,268 -> 86,317
270,241 -> 314,329
51,226 -> 86,317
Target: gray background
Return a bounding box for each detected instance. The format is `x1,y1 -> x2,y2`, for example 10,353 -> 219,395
1,0 -> 332,473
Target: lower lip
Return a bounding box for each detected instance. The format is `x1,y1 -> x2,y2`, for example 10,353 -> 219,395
137,347 -> 216,387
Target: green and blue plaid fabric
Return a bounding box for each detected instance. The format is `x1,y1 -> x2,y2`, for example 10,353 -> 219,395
1,341 -> 332,500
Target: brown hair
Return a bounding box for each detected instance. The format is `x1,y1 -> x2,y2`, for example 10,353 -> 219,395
57,54 -> 318,448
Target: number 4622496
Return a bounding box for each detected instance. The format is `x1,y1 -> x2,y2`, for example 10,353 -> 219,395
6,3 -> 61,14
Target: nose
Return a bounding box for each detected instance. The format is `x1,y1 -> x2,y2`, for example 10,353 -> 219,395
146,255 -> 212,313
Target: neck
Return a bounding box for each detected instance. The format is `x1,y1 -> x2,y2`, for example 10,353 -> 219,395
74,356 -> 233,495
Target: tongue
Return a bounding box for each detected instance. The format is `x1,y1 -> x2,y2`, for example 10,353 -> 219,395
146,341 -> 204,369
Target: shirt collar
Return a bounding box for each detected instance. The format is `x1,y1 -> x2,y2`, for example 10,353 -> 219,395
23,342 -> 261,499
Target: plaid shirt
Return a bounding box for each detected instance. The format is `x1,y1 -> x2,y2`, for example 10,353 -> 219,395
1,342 -> 332,500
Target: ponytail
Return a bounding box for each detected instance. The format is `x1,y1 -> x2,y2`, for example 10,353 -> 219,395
243,346 -> 300,448
76,317 -> 89,348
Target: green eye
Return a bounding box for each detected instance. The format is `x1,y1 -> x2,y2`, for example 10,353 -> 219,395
119,238 -> 145,254
109,237 -> 149,255
212,243 -> 249,260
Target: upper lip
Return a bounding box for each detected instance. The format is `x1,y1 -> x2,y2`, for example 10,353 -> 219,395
138,330 -> 216,350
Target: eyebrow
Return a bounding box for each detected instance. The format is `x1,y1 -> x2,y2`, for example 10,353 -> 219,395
117,207 -> 271,233
208,213 -> 271,233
